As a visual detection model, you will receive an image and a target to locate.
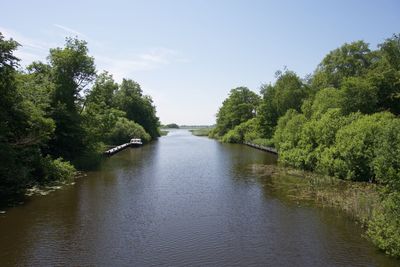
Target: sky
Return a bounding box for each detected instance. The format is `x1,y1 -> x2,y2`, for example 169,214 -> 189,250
1,0 -> 399,125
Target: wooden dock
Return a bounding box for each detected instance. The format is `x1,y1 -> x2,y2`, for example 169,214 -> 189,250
243,142 -> 278,155
104,139 -> 143,156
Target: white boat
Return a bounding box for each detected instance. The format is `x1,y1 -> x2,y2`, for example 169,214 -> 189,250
130,138 -> 143,145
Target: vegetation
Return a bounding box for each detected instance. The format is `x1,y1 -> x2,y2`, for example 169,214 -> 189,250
0,33 -> 160,203
252,165 -> 380,227
163,123 -> 180,129
211,34 -> 400,257
159,130 -> 169,136
210,87 -> 260,137
189,127 -> 213,136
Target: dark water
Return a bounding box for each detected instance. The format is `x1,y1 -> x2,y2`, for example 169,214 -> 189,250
0,130 -> 398,266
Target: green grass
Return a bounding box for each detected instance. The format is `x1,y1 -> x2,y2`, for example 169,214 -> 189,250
159,130 -> 169,136
252,165 -> 381,226
189,128 -> 213,136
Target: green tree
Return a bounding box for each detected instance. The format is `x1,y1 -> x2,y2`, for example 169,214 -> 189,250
83,72 -> 122,144
340,77 -> 378,114
258,70 -> 308,138
213,87 -> 260,137
332,112 -> 395,182
221,118 -> 261,143
367,34 -> 400,115
114,79 -> 160,139
312,40 -> 373,89
273,109 -> 308,169
0,33 -> 29,199
47,38 -> 96,162
304,87 -> 342,119
108,117 -> 151,145
0,33 -> 69,201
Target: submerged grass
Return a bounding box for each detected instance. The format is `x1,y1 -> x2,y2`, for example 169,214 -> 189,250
252,165 -> 381,226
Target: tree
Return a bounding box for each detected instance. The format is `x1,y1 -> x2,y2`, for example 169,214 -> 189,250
258,70 -> 308,138
312,40 -> 373,89
340,77 -> 378,114
164,123 -> 179,129
367,34 -> 400,115
47,38 -> 96,162
0,34 -> 61,200
332,112 -> 395,182
114,79 -> 160,139
304,87 -> 342,119
213,87 -> 260,137
0,33 -> 29,199
108,117 -> 151,145
221,118 -> 261,143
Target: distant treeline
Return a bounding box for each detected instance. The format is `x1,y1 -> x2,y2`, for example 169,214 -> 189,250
211,34 -> 400,257
0,33 -> 160,202
162,123 -> 180,129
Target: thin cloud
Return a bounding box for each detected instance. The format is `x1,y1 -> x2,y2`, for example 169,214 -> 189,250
52,24 -> 104,48
95,47 -> 188,81
53,24 -> 88,39
139,48 -> 178,64
0,26 -> 188,76
0,26 -> 52,50
0,26 -> 56,66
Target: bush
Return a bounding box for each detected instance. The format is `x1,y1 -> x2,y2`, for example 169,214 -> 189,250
274,109 -> 309,168
332,112 -> 395,182
308,87 -> 342,119
368,191 -> 400,257
372,119 -> 400,191
73,142 -> 106,170
221,118 -> 261,143
39,156 -> 75,184
108,117 -> 151,145
251,138 -> 274,147
221,129 -> 241,143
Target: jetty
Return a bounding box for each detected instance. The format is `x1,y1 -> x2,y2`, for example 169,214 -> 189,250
243,141 -> 278,154
104,138 -> 143,156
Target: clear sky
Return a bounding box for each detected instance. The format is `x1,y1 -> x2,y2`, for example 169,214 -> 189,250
1,0 -> 399,125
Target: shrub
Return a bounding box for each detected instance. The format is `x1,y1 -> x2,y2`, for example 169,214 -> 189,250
332,112 -> 395,182
39,156 -> 75,184
108,117 -> 151,145
221,118 -> 261,143
274,110 -> 309,168
251,138 -> 274,147
372,118 -> 400,190
368,191 -> 400,257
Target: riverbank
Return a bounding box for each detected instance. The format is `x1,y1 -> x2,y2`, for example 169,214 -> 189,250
252,165 -> 381,226
252,164 -> 400,258
0,171 -> 87,212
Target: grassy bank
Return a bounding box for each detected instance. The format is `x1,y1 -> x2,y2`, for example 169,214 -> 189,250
160,130 -> 169,136
189,128 -> 213,136
252,164 -> 400,257
252,165 -> 381,225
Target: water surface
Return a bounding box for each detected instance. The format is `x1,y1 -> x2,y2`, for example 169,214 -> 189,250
0,130 -> 397,266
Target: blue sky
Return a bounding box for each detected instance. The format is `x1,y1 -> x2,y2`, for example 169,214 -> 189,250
1,0 -> 399,125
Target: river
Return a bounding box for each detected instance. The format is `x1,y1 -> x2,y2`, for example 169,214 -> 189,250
0,130 -> 398,266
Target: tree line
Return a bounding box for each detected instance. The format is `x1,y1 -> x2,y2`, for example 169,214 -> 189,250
0,33 -> 160,203
211,34 -> 400,257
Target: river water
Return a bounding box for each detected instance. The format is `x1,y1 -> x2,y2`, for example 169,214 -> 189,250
0,130 -> 398,266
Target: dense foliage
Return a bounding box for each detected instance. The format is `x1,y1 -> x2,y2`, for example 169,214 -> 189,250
163,123 -> 180,129
0,33 -> 160,202
212,34 -> 400,257
210,87 -> 260,137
